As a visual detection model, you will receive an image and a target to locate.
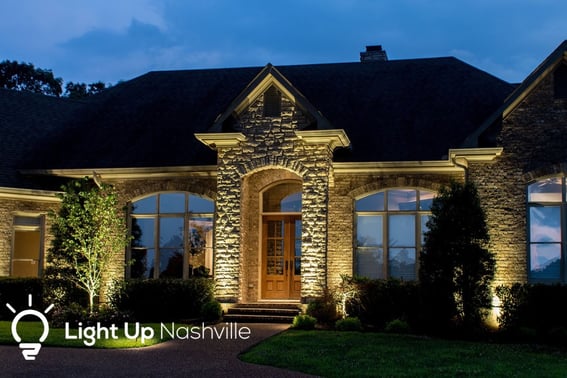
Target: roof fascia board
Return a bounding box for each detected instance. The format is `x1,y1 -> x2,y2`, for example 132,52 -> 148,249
334,147 -> 502,174
234,73 -> 295,114
195,132 -> 246,150
21,165 -> 218,180
0,187 -> 60,202
295,129 -> 351,150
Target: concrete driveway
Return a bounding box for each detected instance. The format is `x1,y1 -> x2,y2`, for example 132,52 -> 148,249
0,323 -> 316,377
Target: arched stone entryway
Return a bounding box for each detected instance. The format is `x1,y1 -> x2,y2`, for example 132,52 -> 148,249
240,168 -> 302,302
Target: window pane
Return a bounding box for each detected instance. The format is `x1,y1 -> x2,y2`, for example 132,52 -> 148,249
530,206 -> 561,242
530,243 -> 561,280
355,192 -> 384,211
281,192 -> 302,212
263,183 -> 302,212
159,250 -> 183,278
356,247 -> 384,279
356,215 -> 383,247
13,231 -> 40,260
388,189 -> 417,211
419,190 -> 435,210
132,218 -> 155,248
159,193 -> 186,213
528,178 -> 562,202
189,218 -> 213,255
421,215 -> 430,244
160,217 -> 184,248
14,216 -> 41,226
132,195 -> 156,214
389,248 -> 416,280
131,249 -> 154,278
189,195 -> 214,213
389,215 -> 416,247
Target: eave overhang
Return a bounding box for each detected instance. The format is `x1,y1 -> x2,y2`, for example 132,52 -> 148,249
21,165 -> 218,180
194,132 -> 246,150
295,129 -> 351,150
333,147 -> 502,174
0,187 -> 60,202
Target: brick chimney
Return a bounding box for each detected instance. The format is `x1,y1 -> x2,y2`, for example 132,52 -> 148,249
360,45 -> 388,62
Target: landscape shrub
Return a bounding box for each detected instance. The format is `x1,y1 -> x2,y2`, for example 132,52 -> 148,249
201,300 -> 223,322
306,287 -> 339,325
43,277 -> 88,309
385,319 -> 411,334
293,314 -> 317,330
0,278 -> 43,320
346,277 -> 420,330
496,283 -> 567,345
335,317 -> 362,331
110,278 -> 214,322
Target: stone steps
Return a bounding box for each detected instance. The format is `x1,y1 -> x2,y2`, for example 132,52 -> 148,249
223,303 -> 302,324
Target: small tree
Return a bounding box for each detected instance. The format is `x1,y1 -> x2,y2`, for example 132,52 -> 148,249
47,177 -> 129,313
419,181 -> 496,332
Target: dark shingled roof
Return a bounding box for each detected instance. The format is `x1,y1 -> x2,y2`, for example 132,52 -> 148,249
0,88 -> 88,189
2,56 -> 515,188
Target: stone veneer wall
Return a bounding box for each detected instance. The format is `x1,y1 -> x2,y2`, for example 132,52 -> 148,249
469,72 -> 567,286
214,88 -> 332,302
0,198 -> 58,276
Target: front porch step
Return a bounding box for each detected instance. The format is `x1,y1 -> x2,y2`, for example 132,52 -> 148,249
223,303 -> 302,324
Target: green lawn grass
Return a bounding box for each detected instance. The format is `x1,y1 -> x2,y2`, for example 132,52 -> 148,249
0,321 -> 172,348
240,330 -> 567,377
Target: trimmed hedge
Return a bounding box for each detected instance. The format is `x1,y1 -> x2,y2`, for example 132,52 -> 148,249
110,278 -> 214,322
0,278 -> 44,320
496,283 -> 567,344
346,277 -> 420,331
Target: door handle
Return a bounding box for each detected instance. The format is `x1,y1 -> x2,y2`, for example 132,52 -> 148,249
285,260 -> 288,272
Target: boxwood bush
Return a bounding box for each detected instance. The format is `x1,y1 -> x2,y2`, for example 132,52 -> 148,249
110,278 -> 214,322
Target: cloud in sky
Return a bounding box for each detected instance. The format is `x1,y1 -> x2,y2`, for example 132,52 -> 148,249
1,0 -> 567,84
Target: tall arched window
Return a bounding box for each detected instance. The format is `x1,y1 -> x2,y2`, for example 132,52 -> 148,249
528,177 -> 566,282
129,192 -> 214,279
354,188 -> 435,280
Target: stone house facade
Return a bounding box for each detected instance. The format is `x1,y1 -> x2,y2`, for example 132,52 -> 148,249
1,42 -> 567,308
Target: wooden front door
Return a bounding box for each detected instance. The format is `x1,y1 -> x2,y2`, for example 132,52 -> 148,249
262,215 -> 301,299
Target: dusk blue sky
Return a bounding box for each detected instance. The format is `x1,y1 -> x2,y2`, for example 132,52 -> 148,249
2,1 -> 567,86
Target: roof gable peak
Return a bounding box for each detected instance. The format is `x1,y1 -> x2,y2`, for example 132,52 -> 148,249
210,63 -> 331,132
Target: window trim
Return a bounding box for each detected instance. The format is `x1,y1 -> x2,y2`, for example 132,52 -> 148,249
128,192 -> 215,279
11,213 -> 45,277
527,176 -> 567,283
354,188 -> 434,280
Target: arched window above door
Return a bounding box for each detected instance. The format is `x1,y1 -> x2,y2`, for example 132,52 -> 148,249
262,182 -> 302,213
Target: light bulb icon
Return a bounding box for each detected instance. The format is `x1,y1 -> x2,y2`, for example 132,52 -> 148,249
6,294 -> 54,361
